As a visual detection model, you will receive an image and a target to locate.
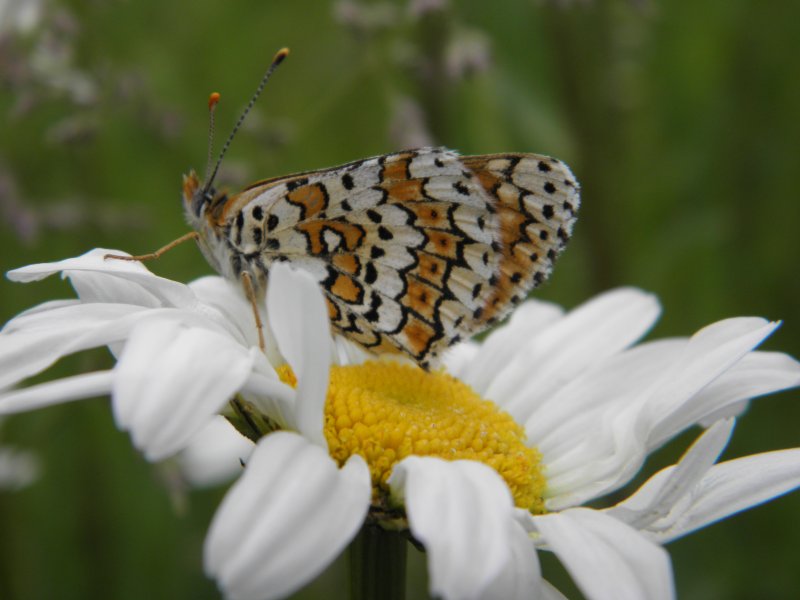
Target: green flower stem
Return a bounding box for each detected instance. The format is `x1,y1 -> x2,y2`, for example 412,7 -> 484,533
349,524 -> 406,600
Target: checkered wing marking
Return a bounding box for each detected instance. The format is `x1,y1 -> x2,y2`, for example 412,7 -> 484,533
460,153 -> 580,325
225,147 -> 579,367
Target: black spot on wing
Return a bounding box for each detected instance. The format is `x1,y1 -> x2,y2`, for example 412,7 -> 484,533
286,178 -> 309,192
452,181 -> 470,196
364,262 -> 378,284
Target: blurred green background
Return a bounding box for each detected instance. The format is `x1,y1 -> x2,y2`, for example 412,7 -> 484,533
1,0 -> 798,598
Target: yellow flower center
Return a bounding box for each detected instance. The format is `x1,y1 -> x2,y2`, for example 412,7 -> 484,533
278,361 -> 545,513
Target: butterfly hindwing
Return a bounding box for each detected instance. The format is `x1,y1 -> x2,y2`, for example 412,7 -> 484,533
211,147 -> 580,367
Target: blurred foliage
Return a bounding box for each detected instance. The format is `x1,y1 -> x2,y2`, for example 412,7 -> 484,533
1,0 -> 798,598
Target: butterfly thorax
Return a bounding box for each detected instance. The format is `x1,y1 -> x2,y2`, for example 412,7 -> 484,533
182,170 -> 256,286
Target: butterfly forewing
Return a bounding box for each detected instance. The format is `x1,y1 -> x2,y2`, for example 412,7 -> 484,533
197,147 -> 579,368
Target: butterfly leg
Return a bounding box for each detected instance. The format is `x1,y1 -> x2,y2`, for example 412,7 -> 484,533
240,271 -> 266,351
104,231 -> 200,262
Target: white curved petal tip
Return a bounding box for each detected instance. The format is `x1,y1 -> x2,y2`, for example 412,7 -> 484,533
113,318 -> 254,461
390,457 -> 521,600
0,371 -> 114,414
205,432 -> 370,600
7,248 -> 144,282
533,508 -> 675,600
266,263 -> 331,448
179,417 -> 254,488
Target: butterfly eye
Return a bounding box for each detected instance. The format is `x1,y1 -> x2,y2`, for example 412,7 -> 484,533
190,187 -> 214,218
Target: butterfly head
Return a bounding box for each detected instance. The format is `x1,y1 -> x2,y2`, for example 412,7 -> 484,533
182,170 -> 225,222
182,170 -> 231,275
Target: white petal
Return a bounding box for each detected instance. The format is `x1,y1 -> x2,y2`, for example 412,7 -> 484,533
540,318 -> 792,509
389,457 -> 514,600
204,431 -> 370,600
607,419 -> 735,531
239,369 -> 298,431
645,318 -> 780,449
7,248 -> 140,282
0,371 -> 114,414
487,288 -> 660,423
442,340 -> 481,380
266,264 -> 330,448
0,303 -> 144,390
478,519 -> 541,600
698,399 -> 749,426
8,248 -> 195,308
532,508 -> 674,600
459,299 -> 564,393
67,267 -> 172,308
112,318 -> 254,461
2,299 -> 80,327
529,339 -> 684,454
2,299 -> 120,335
534,340 -> 685,509
178,416 -> 254,488
626,447 -> 800,544
190,276 -> 282,362
652,351 -> 800,444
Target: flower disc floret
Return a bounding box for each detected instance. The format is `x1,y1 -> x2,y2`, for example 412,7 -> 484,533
308,361 -> 546,512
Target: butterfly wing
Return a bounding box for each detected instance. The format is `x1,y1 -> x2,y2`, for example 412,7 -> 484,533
220,147 -> 579,367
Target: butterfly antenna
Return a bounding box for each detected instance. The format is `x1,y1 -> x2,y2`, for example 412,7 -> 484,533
202,47 -> 290,194
204,91 -> 221,184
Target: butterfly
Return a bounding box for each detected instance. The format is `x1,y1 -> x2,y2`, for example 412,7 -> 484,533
183,146 -> 579,368
112,49 -> 580,369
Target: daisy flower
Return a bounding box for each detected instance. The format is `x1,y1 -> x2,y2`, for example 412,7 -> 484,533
2,249 -> 800,599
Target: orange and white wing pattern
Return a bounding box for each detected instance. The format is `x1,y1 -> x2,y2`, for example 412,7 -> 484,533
190,147 -> 580,368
